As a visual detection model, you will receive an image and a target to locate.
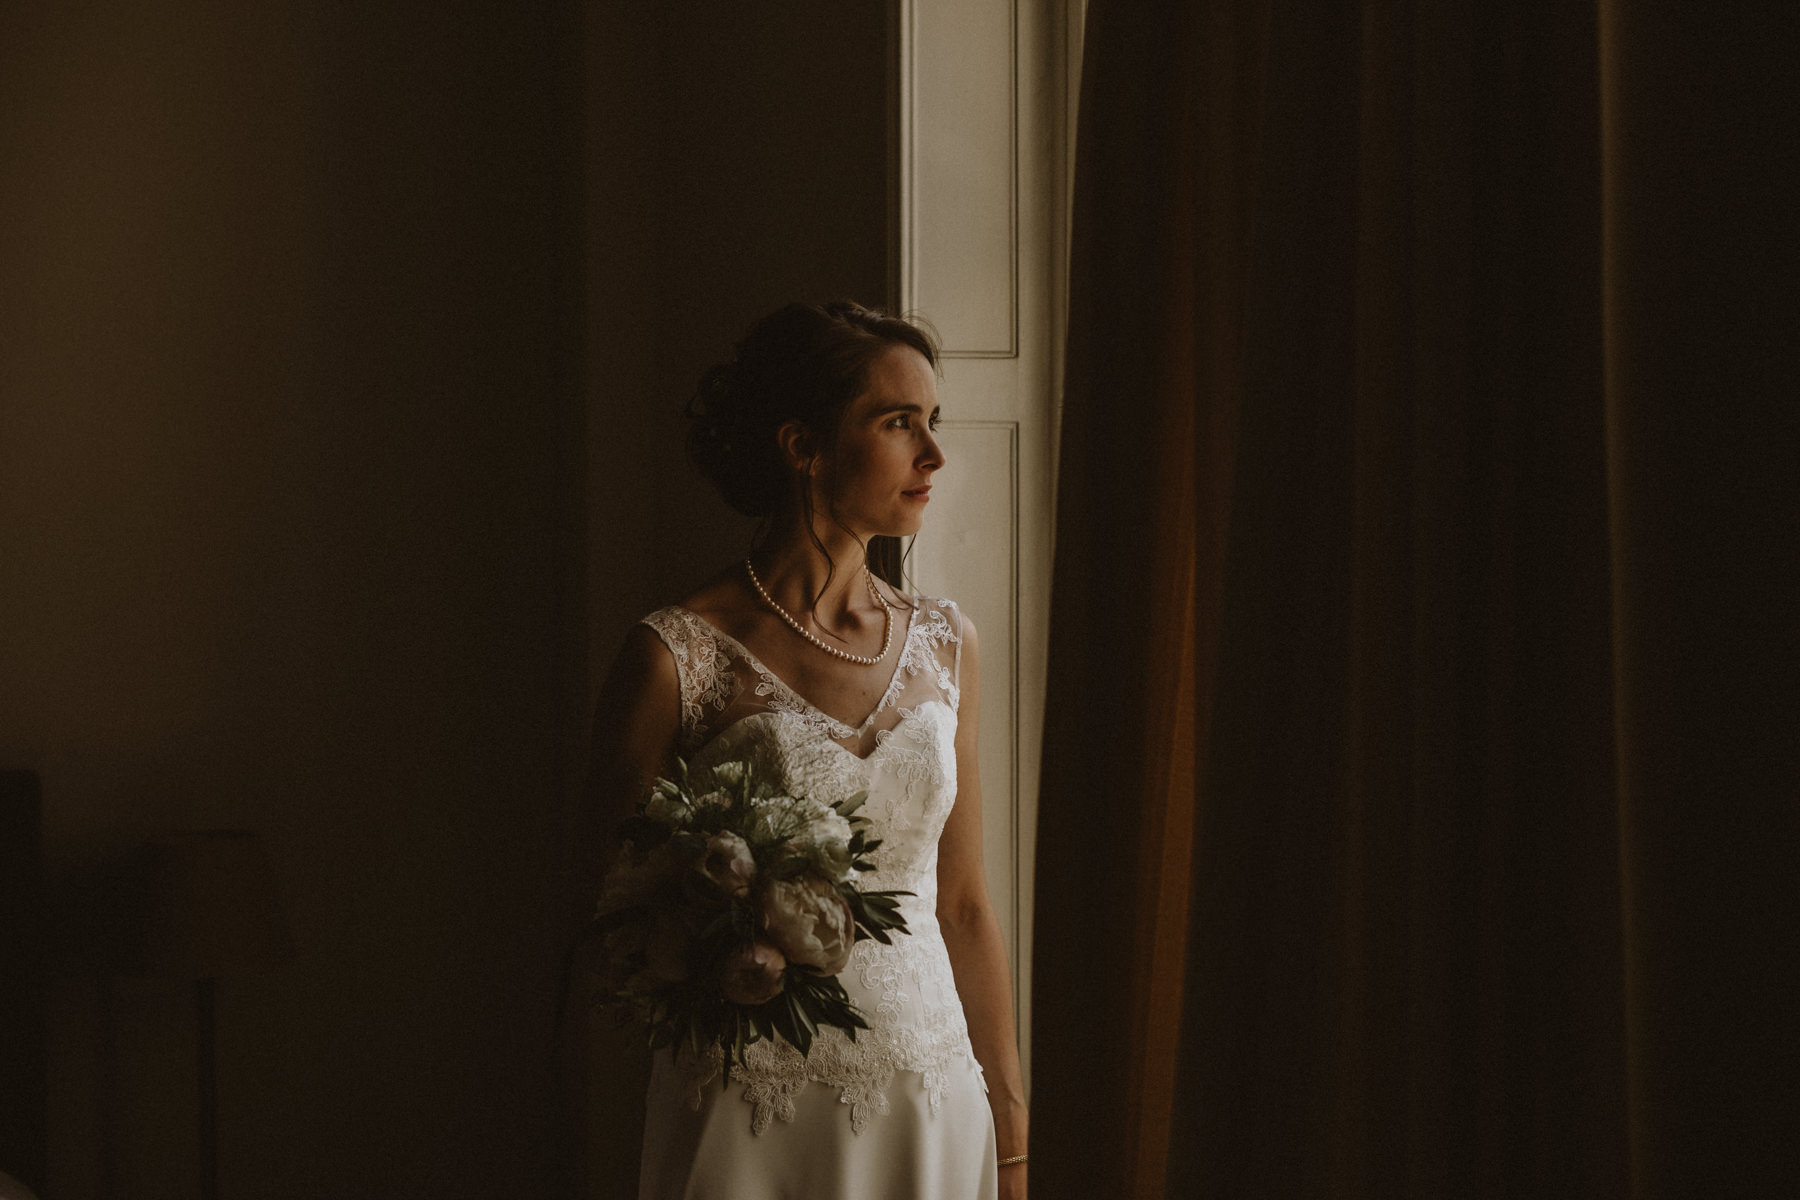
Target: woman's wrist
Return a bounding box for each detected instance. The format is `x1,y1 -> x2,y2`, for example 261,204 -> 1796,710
993,1114 -> 1028,1163
990,1096 -> 1027,1136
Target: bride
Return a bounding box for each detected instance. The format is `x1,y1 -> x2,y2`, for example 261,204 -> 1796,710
584,301 -> 1028,1199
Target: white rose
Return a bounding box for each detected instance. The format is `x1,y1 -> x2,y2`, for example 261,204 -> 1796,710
748,796 -> 850,847
804,837 -> 855,882
759,873 -> 855,975
802,805 -> 853,847
784,801 -> 856,880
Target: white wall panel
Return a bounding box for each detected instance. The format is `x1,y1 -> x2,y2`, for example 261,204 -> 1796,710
904,0 -> 1018,356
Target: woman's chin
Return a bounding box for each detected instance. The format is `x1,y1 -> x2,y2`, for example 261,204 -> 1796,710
849,512 -> 926,541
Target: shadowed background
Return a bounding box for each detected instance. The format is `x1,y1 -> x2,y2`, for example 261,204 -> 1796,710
2,2 -> 886,1196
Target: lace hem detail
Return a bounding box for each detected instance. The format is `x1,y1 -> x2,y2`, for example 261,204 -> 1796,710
677,998 -> 977,1136
673,927 -> 976,1136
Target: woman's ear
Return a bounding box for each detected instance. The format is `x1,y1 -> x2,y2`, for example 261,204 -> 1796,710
776,421 -> 818,475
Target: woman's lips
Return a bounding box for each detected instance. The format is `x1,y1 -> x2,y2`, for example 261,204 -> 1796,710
902,485 -> 932,502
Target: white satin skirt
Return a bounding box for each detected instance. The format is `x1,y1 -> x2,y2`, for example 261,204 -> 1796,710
638,1052 -> 997,1200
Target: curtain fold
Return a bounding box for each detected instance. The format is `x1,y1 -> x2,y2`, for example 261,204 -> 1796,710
1601,5 -> 1799,1195
1034,2 -> 1795,1197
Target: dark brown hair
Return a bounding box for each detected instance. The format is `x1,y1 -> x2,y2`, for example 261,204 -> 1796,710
686,300 -> 938,591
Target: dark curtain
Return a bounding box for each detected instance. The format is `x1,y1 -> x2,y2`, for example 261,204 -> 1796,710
1034,3 -> 1797,1197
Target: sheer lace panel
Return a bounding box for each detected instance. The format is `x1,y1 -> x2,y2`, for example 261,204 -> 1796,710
640,597 -> 963,761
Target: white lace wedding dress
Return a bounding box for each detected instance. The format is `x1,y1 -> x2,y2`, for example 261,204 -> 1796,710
635,596 -> 997,1200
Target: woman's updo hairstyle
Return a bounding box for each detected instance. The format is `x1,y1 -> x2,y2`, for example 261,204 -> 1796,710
686,300 -> 938,519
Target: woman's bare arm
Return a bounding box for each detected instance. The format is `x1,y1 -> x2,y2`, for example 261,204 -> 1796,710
586,624 -> 683,833
568,623 -> 682,1200
936,615 -> 1029,1197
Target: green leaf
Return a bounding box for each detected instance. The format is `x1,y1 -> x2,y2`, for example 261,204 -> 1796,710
793,989 -> 820,1040
766,997 -> 796,1051
785,992 -> 815,1057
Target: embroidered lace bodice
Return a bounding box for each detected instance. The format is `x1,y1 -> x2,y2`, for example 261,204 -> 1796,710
639,595 -> 980,1135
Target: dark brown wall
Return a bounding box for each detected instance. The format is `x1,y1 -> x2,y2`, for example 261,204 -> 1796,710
584,1 -> 892,666
2,2 -> 584,1196
3,1 -> 891,1196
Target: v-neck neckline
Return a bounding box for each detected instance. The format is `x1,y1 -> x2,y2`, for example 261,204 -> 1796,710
676,601 -> 922,735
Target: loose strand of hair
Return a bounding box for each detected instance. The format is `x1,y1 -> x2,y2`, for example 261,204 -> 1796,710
799,482 -> 839,630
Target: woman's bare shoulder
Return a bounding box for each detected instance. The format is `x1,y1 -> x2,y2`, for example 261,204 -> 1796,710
600,622 -> 679,709
672,563 -> 760,631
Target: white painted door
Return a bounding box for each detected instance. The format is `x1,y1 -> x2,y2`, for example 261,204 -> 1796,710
893,0 -> 1079,1096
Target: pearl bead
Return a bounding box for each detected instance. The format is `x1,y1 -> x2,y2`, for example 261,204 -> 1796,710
745,560 -> 893,666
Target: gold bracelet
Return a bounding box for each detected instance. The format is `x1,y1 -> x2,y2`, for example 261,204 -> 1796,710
997,1153 -> 1028,1167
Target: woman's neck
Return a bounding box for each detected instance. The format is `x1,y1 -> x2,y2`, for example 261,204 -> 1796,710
749,514 -> 875,624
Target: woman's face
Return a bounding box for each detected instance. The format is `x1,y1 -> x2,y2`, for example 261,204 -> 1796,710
814,345 -> 943,539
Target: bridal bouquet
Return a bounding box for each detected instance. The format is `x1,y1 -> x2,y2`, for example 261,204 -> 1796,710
588,759 -> 910,1072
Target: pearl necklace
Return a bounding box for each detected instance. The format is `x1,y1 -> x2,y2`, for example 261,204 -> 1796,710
744,559 -> 894,666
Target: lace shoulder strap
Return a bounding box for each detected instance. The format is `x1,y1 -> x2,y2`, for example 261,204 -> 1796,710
638,606 -> 737,750
905,595 -> 964,712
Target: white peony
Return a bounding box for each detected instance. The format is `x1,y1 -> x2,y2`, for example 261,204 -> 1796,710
803,836 -> 855,882
697,832 -> 756,899
759,873 -> 855,975
749,795 -> 852,849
